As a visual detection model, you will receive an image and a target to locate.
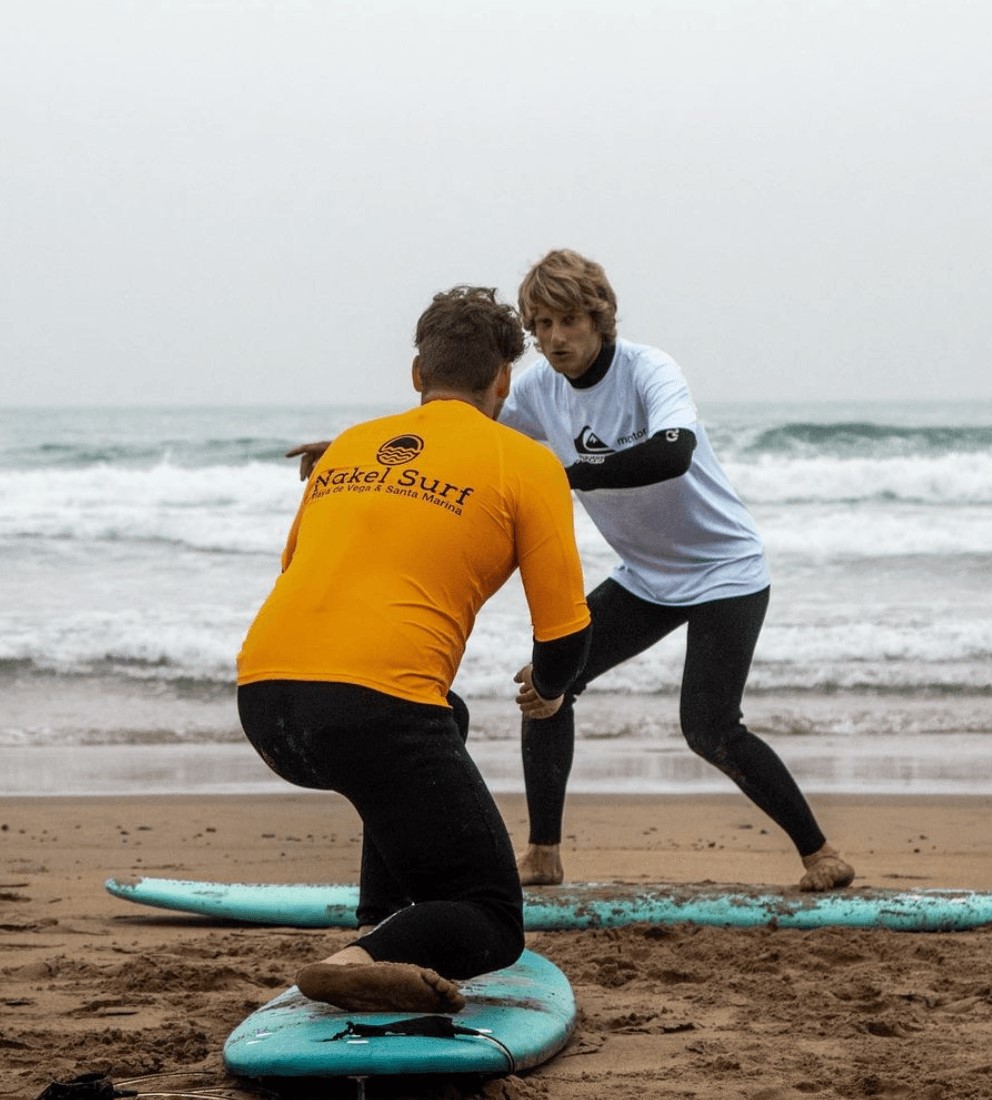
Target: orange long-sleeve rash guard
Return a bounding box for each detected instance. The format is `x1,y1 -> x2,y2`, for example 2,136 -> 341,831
237,400 -> 590,707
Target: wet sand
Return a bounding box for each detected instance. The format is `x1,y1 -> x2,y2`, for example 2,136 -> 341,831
4,791 -> 992,1099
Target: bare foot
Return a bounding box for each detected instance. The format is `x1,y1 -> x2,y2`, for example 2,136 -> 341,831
296,961 -> 466,1013
799,844 -> 856,892
517,843 -> 564,886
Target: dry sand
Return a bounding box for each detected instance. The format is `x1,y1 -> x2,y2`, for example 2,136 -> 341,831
3,791 -> 992,1099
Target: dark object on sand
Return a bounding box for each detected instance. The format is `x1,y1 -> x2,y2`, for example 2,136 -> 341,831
35,1073 -> 137,1100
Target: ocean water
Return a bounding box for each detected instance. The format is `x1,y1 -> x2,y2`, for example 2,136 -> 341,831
2,401 -> 991,795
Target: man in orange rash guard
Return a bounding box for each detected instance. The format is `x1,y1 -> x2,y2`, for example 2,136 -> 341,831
237,286 -> 591,1014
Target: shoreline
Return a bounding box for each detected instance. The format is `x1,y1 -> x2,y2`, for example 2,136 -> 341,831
5,728 -> 992,797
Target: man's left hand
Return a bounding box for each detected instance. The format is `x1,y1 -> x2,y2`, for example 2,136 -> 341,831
513,664 -> 563,719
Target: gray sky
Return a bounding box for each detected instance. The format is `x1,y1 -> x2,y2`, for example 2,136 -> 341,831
2,0 -> 990,407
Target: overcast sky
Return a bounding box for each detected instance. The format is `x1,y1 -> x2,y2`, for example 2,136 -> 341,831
2,0 -> 990,407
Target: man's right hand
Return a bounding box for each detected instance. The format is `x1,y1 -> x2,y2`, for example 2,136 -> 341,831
285,441 -> 332,481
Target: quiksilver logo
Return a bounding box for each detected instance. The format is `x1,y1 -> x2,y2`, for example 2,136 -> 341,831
574,426 -> 615,455
376,435 -> 424,465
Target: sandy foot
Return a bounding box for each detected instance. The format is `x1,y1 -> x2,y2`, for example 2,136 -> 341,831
517,842 -> 564,886
799,845 -> 856,891
296,961 -> 466,1013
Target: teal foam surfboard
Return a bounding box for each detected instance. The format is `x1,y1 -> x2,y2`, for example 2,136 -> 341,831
105,876 -> 992,932
223,949 -> 575,1079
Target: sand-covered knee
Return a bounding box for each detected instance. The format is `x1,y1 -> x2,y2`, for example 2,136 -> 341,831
296,961 -> 466,1013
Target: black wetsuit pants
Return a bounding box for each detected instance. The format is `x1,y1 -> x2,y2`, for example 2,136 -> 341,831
522,581 -> 828,858
238,681 -> 523,979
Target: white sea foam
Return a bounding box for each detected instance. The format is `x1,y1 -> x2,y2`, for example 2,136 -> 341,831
1,402 -> 990,758
729,452 -> 992,506
0,462 -> 296,553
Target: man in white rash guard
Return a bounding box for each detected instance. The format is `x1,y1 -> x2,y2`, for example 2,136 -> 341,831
500,248 -> 854,894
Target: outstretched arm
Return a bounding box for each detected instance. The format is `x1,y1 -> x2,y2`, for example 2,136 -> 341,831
566,428 -> 696,491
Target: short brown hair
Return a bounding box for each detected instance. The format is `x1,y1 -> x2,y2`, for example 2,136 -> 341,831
518,249 -> 618,341
414,286 -> 525,393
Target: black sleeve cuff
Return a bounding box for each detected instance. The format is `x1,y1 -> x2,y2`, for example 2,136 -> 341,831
531,625 -> 592,700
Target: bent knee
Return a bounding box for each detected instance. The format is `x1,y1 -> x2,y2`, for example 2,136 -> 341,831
493,924 -> 525,973
489,900 -> 525,971
681,721 -> 742,763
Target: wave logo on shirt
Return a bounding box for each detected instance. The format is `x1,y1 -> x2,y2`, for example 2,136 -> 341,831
376,434 -> 425,465
573,426 -> 615,455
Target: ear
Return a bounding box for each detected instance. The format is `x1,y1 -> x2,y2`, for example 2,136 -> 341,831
411,356 -> 424,393
494,362 -> 511,400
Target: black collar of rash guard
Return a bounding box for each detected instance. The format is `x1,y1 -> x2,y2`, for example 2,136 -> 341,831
568,341 -> 616,390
